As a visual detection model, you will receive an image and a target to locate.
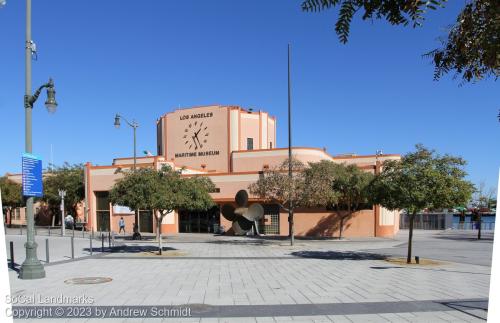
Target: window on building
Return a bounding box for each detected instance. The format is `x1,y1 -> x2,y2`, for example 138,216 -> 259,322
258,204 -> 280,235
156,119 -> 163,156
247,138 -> 254,150
95,191 -> 110,232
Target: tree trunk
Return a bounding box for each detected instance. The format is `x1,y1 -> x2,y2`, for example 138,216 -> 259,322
339,217 -> 343,239
8,207 -> 13,228
157,213 -> 162,255
478,213 -> 482,240
407,212 -> 415,264
134,210 -> 139,232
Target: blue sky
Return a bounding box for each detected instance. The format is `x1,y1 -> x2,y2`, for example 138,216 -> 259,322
0,0 -> 498,189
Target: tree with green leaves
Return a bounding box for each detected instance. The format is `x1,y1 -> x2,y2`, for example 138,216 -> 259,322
305,161 -> 373,239
0,176 -> 23,226
110,166 -> 215,254
248,158 -> 307,238
109,167 -> 154,240
249,158 -> 307,209
301,0 -> 499,83
302,160 -> 340,209
370,144 -> 474,263
42,163 -> 85,226
150,167 -> 215,254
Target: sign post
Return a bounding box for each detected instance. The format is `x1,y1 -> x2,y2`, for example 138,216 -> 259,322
19,152 -> 45,279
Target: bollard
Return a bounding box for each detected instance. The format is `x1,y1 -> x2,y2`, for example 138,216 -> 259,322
20,226 -> 22,235
415,256 -> 420,264
9,241 -> 14,269
72,224 -> 75,238
89,229 -> 93,256
108,231 -> 111,248
45,239 -> 50,263
101,233 -> 104,253
71,237 -> 74,259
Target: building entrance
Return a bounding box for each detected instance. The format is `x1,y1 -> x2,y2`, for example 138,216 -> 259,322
139,210 -> 154,233
179,206 -> 220,233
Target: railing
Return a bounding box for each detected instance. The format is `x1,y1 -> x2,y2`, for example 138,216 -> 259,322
5,225 -> 89,238
451,222 -> 495,231
399,214 -> 448,230
399,213 -> 495,231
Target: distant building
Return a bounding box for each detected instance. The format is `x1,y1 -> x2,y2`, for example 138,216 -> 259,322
5,105 -> 401,237
84,105 -> 401,237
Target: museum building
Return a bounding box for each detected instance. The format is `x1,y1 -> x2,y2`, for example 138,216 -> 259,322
83,105 -> 401,238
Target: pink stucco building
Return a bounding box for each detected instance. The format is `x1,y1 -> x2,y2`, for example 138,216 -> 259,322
82,105 -> 401,238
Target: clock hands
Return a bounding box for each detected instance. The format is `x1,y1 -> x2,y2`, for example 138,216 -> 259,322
192,136 -> 198,150
186,125 -> 206,150
193,128 -> 203,149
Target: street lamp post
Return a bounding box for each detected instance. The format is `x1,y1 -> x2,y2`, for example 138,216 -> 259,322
59,190 -> 66,236
19,0 -> 58,280
114,114 -> 139,171
287,44 -> 294,247
114,114 -> 141,240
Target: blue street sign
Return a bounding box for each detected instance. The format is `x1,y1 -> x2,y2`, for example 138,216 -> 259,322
22,153 -> 43,197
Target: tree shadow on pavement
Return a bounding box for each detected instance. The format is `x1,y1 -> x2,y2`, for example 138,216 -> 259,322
291,250 -> 387,260
83,245 -> 178,253
206,239 -> 273,246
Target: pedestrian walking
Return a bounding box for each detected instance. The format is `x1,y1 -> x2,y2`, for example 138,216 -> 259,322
118,217 -> 125,234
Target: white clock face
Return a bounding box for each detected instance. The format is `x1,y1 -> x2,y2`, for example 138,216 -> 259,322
183,120 -> 209,150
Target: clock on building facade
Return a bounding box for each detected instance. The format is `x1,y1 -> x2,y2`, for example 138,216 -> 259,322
183,121 -> 209,151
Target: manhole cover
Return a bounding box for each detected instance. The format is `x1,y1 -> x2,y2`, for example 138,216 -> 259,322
64,277 -> 112,285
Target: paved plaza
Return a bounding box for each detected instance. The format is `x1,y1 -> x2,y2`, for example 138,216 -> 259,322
5,229 -> 493,322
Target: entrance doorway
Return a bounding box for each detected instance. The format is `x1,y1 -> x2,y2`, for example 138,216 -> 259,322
139,210 -> 154,233
179,206 -> 220,233
95,191 -> 110,232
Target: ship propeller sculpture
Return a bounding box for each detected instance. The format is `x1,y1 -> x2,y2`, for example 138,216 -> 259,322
221,190 -> 264,235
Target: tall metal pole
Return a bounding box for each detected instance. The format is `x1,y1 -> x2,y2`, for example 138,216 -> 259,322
19,0 -> 45,279
60,192 -> 65,236
288,44 -> 294,246
133,124 -> 137,171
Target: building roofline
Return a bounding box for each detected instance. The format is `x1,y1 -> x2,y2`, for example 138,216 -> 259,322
232,147 -> 400,160
183,164 -> 375,177
332,153 -> 401,159
112,156 -> 157,161
156,104 -> 276,121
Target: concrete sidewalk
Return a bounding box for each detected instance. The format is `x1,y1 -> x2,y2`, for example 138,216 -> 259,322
7,230 -> 491,322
